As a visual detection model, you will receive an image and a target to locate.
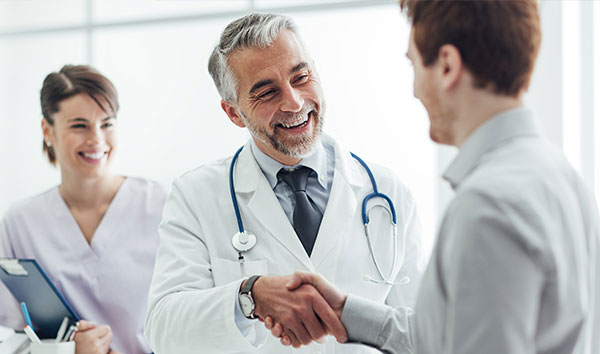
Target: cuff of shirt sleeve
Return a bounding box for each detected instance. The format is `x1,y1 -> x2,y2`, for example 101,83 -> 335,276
233,278 -> 267,347
341,294 -> 388,348
234,278 -> 256,325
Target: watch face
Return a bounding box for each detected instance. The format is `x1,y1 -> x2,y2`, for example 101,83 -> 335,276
239,293 -> 255,317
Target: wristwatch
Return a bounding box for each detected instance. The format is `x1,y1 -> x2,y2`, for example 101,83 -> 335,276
239,275 -> 262,319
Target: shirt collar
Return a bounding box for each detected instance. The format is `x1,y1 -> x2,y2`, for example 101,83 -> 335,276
250,138 -> 328,189
443,107 -> 540,190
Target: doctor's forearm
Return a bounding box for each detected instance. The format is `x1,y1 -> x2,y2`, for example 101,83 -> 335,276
145,282 -> 264,354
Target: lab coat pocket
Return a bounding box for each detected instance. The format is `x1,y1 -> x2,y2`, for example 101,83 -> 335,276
211,257 -> 268,286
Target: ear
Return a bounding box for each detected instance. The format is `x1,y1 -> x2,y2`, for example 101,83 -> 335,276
41,118 -> 54,145
437,44 -> 463,90
221,100 -> 246,128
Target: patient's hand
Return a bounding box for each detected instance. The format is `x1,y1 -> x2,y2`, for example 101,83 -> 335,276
249,275 -> 346,348
74,320 -> 113,354
264,271 -> 349,347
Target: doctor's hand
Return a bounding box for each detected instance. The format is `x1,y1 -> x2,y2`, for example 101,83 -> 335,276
250,275 -> 347,348
73,320 -> 113,354
264,271 -> 348,347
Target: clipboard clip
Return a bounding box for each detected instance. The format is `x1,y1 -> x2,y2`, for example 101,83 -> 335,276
0,259 -> 28,276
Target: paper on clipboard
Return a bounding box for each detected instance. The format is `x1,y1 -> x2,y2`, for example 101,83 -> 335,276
0,260 -> 27,276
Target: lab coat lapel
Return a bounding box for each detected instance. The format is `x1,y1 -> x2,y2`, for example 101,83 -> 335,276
310,139 -> 362,269
234,144 -> 314,270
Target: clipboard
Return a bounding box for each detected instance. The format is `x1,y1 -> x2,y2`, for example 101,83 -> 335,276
0,258 -> 80,339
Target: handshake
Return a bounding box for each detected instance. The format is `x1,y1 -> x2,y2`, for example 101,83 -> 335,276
245,271 -> 349,348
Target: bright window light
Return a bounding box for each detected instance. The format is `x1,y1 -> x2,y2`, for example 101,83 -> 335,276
562,0 -> 582,173
595,1 -> 600,201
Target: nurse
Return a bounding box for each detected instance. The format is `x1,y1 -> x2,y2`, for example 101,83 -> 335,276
0,65 -> 168,354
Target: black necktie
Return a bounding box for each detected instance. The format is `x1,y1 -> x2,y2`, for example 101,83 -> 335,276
278,167 -> 323,256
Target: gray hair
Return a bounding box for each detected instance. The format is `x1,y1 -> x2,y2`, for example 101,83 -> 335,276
208,13 -> 300,104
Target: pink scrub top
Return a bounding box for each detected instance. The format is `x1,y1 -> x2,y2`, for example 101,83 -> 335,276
0,177 -> 168,354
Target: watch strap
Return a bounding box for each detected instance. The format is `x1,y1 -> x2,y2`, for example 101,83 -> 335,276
240,275 -> 262,295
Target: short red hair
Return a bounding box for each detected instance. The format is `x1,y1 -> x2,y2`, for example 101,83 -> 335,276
400,0 -> 541,96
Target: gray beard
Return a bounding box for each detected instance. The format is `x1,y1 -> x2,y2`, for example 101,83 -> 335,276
240,104 -> 325,159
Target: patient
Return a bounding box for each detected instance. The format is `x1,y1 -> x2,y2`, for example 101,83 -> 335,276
0,64 -> 168,354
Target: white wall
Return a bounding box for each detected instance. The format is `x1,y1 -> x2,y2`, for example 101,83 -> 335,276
1,0 -> 599,259
0,0 -> 438,255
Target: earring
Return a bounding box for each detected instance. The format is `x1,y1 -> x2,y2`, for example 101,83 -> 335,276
46,141 -> 51,147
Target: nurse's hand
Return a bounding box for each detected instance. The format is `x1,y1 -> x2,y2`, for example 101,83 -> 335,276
250,275 -> 347,348
73,320 -> 113,354
264,271 -> 348,347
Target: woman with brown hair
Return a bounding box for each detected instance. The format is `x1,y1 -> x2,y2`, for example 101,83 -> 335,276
0,64 -> 168,354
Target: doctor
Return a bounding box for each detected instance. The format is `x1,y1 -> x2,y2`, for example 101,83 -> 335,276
145,13 -> 422,354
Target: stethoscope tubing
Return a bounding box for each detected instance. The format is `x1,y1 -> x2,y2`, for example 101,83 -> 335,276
229,146 -> 405,285
230,146 -> 245,234
350,152 -> 397,225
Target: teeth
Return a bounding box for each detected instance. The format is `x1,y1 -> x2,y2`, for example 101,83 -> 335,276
82,152 -> 105,159
281,117 -> 308,128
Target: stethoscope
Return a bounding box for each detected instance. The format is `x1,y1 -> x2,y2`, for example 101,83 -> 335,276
229,146 -> 410,286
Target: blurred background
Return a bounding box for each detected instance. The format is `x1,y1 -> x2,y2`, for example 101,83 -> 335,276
0,0 -> 598,259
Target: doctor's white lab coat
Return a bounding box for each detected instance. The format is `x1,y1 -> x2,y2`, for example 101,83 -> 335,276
145,136 -> 422,354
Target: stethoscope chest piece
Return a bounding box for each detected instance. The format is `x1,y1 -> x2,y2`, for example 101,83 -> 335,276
232,231 -> 257,253
228,147 -> 404,285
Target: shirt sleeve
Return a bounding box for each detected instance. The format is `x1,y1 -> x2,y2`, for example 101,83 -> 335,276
440,190 -> 546,354
341,294 -> 414,354
0,215 -> 27,329
233,278 -> 267,346
0,217 -> 15,258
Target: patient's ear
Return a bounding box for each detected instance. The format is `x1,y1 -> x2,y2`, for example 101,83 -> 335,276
437,44 -> 463,91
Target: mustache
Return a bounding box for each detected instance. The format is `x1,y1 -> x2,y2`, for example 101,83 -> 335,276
272,104 -> 317,126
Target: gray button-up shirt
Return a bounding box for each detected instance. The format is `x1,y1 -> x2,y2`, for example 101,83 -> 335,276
342,107 -> 600,354
250,138 -> 335,224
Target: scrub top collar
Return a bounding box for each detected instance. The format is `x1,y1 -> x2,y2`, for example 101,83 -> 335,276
443,107 -> 540,190
250,137 -> 328,190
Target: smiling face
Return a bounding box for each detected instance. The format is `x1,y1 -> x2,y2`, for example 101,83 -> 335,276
42,93 -> 117,180
222,30 -> 325,165
406,29 -> 457,145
